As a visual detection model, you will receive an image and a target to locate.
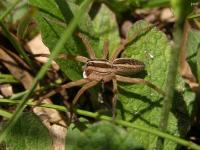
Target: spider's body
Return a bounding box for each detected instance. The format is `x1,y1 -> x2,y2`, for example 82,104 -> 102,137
83,58 -> 145,82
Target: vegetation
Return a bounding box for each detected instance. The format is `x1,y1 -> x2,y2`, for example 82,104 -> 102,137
0,0 -> 200,149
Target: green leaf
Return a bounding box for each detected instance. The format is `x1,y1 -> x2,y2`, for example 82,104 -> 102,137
187,29 -> 200,82
54,0 -> 74,24
66,121 -> 144,150
197,45 -> 200,82
116,20 -> 190,149
4,112 -> 52,150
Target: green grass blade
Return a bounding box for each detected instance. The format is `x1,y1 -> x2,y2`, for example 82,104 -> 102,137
0,109 -> 12,118
0,74 -> 18,84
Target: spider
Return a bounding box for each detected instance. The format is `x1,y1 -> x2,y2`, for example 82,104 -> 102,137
44,26 -> 165,116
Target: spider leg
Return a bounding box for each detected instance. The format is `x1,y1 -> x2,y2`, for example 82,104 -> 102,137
115,75 -> 165,96
110,39 -> 126,61
110,25 -> 154,61
41,79 -> 90,99
58,54 -> 89,63
112,78 -> 118,118
102,41 -> 109,59
72,80 -> 99,105
77,32 -> 96,59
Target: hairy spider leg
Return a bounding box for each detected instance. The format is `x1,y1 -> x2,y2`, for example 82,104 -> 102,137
115,75 -> 165,96
112,78 -> 118,118
42,79 -> 90,99
102,41 -> 109,59
58,54 -> 89,63
110,25 -> 154,61
72,80 -> 99,105
77,33 -> 111,60
77,32 -> 96,59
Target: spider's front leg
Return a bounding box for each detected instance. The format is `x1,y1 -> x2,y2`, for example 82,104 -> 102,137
41,78 -> 91,99
110,25 -> 154,61
58,54 -> 88,63
115,75 -> 165,96
77,32 -> 96,59
72,80 -> 99,105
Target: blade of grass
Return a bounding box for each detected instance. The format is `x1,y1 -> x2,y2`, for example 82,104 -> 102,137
0,98 -> 200,150
0,0 -> 93,143
0,109 -> 12,118
0,74 -> 18,84
188,13 -> 200,19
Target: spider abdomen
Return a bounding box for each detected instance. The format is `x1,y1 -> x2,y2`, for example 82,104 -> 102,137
113,58 -> 145,76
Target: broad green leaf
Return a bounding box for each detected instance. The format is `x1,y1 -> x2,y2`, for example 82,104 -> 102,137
4,112 -> 52,150
66,121 -> 144,150
116,20 -> 190,149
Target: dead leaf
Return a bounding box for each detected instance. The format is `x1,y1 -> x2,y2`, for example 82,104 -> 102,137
0,47 -> 34,89
160,8 -> 175,22
33,99 -> 67,150
27,34 -> 59,70
0,84 -> 13,97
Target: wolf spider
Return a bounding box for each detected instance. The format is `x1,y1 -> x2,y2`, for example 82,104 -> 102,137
44,28 -> 165,116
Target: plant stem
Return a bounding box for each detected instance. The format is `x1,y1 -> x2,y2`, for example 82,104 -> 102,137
156,0 -> 192,149
0,0 -> 93,143
156,27 -> 180,149
0,98 -> 200,150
